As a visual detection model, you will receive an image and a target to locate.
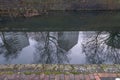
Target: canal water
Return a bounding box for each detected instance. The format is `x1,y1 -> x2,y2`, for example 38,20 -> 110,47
0,31 -> 119,64
1,11 -> 120,31
0,11 -> 120,64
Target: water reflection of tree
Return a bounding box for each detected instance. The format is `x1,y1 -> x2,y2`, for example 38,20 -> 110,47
0,32 -> 29,61
82,31 -> 120,64
33,32 -> 70,64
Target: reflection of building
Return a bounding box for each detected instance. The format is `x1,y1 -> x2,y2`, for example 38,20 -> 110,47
1,32 -> 29,53
29,32 -> 79,51
58,32 -> 79,51
43,32 -> 79,51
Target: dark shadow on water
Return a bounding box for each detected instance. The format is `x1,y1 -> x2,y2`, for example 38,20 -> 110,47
0,11 -> 120,31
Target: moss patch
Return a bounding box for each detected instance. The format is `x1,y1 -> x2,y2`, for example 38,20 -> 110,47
44,71 -> 51,75
34,72 -> 42,75
0,71 -> 14,75
24,72 -> 32,75
70,72 -> 80,75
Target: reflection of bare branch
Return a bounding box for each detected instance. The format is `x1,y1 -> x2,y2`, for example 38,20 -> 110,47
0,32 -> 27,61
34,32 -> 69,64
82,31 -> 120,64
49,39 -> 66,53
40,32 -> 46,41
49,36 -> 57,41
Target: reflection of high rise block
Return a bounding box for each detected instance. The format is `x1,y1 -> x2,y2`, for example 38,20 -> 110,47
2,32 -> 29,52
58,32 -> 79,51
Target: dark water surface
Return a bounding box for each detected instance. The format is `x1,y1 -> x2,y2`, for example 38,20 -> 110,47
0,31 -> 120,64
0,11 -> 120,31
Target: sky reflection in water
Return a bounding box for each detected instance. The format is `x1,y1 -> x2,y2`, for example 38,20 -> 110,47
0,31 -> 119,64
